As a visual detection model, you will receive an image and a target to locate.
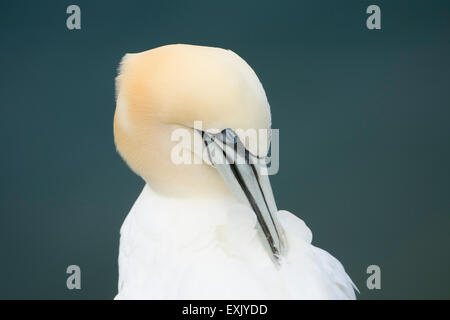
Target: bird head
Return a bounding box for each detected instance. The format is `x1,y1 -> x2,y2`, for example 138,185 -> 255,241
114,44 -> 285,262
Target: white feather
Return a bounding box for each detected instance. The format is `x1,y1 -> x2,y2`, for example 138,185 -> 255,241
115,185 -> 357,299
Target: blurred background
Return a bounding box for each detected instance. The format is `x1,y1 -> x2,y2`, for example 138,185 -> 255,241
0,0 -> 449,299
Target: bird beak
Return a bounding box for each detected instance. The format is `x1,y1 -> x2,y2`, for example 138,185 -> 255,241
200,129 -> 287,264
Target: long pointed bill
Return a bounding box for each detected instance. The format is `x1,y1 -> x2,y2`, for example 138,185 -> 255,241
200,129 -> 287,265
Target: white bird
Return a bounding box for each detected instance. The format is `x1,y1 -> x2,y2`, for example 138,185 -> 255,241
113,44 -> 357,299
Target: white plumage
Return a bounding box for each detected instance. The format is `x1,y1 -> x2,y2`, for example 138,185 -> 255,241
115,185 -> 357,299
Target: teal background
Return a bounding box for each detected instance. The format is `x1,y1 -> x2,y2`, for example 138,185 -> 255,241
0,0 -> 449,299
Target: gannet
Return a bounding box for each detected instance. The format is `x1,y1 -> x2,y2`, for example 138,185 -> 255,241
113,44 -> 357,299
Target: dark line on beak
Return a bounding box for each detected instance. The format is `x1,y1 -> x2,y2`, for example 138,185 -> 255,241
228,162 -> 279,257
249,164 -> 282,245
202,131 -> 281,259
